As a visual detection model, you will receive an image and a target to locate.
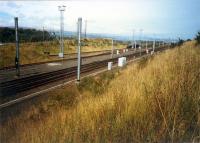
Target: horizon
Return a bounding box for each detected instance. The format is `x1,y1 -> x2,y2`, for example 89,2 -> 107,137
0,26 -> 179,42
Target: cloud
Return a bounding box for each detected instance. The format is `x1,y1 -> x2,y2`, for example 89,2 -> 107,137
0,1 -> 136,33
0,0 -> 199,39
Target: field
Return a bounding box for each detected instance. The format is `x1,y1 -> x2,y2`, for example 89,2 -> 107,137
1,41 -> 200,142
0,38 -> 127,68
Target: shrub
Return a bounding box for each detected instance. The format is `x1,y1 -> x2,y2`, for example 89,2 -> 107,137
195,31 -> 200,44
177,38 -> 184,46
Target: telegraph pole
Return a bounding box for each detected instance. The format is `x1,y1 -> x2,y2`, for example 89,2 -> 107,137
15,17 -> 20,77
153,40 -> 155,52
134,39 -> 137,51
111,39 -> 114,59
84,20 -> 87,39
43,26 -> 45,41
146,41 -> 148,51
132,29 -> 135,49
139,29 -> 143,56
77,18 -> 82,82
58,5 -> 66,58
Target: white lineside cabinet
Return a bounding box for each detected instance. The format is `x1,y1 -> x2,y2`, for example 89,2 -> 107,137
116,50 -> 119,55
59,53 -> 64,58
118,57 -> 126,67
108,62 -> 113,70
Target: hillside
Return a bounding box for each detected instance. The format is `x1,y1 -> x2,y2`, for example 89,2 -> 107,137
1,41 -> 200,142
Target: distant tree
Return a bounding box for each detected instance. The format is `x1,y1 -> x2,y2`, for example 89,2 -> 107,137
0,27 -> 15,42
0,27 -> 55,43
177,38 -> 184,46
195,31 -> 200,45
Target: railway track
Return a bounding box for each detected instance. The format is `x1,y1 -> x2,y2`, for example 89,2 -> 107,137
0,46 -> 169,109
0,49 -> 142,96
48,49 -> 112,56
0,49 -> 125,71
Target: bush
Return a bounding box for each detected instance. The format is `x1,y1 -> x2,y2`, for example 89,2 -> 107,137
177,38 -> 184,46
195,31 -> 200,44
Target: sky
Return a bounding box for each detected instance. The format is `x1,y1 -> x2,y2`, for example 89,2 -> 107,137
0,0 -> 200,40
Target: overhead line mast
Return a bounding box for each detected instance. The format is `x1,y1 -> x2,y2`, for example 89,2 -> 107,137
58,5 -> 66,58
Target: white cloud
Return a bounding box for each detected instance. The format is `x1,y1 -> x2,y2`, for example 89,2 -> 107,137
0,1 -> 151,34
0,0 -> 199,39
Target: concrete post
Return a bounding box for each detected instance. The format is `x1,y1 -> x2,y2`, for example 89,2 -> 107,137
153,40 -> 155,52
58,5 -> 65,58
111,39 -> 114,59
134,41 -> 137,51
15,17 -> 20,77
77,18 -> 82,82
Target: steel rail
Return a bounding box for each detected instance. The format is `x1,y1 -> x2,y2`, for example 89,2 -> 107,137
0,46 -> 170,109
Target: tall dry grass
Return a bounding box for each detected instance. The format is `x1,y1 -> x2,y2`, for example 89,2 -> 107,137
1,41 -> 200,143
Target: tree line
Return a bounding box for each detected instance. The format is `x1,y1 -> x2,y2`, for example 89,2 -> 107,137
0,27 -> 55,43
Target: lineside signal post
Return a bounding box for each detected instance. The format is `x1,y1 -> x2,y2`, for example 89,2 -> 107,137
15,17 -> 20,77
77,17 -> 82,82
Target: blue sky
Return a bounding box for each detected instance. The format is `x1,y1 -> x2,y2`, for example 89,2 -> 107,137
0,0 -> 200,40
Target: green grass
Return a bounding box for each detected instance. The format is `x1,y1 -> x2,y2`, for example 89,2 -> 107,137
1,41 -> 200,143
